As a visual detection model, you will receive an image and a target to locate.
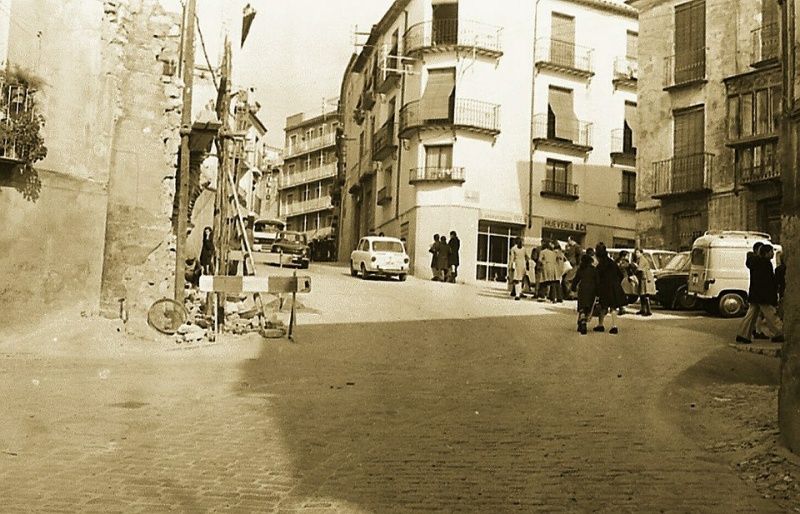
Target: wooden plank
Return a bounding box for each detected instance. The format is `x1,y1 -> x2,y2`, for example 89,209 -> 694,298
199,275 -> 311,294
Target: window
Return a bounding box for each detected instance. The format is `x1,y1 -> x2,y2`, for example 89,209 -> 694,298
421,68 -> 455,121
547,86 -> 579,141
736,141 -> 779,181
674,0 -> 706,84
550,12 -> 575,67
476,221 -> 524,282
673,106 -> 704,157
621,171 -> 636,205
727,96 -> 739,140
545,159 -> 570,194
626,31 -> 638,59
425,145 -> 453,171
432,1 -> 458,45
624,101 -> 637,153
289,134 -> 297,151
675,211 -> 704,251
726,88 -> 780,140
287,163 -> 296,174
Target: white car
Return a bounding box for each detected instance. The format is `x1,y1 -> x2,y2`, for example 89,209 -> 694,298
350,236 -> 409,281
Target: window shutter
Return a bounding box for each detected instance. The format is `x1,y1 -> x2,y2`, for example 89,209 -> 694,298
551,13 -> 575,67
674,0 -> 705,83
548,87 -> 579,141
624,102 -> 638,148
421,69 -> 455,121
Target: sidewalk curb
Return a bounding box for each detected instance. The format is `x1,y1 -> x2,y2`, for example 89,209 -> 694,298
728,342 -> 782,358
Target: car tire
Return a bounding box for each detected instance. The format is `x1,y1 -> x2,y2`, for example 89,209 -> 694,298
674,285 -> 698,310
360,263 -> 368,280
718,292 -> 746,318
398,274 -> 407,282
350,261 -> 358,277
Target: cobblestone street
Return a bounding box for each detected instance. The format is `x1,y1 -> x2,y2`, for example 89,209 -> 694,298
0,265 -> 796,512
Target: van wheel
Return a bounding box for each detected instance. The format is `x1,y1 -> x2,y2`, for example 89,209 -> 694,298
674,285 -> 698,310
718,292 -> 746,318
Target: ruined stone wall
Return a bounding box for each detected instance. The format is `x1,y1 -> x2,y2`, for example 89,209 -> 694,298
99,0 -> 182,333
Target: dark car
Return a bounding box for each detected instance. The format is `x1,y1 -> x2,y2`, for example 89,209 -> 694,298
654,252 -> 697,310
271,231 -> 310,269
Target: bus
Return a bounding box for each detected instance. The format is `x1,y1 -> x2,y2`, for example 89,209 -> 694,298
252,218 -> 286,252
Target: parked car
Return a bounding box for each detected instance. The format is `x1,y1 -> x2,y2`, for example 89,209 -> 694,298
607,248 -> 676,272
271,230 -> 310,268
654,251 -> 698,310
350,236 -> 409,281
687,230 -> 781,317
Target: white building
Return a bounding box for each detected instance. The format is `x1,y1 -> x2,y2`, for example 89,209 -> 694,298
338,0 -> 639,282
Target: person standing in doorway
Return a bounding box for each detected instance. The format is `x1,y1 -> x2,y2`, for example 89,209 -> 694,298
509,237 -> 529,300
448,231 -> 460,283
199,226 -> 216,275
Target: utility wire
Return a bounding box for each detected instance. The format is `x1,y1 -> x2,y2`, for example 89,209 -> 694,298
195,12 -> 219,94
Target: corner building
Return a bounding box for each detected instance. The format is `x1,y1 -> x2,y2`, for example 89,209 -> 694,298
338,0 -> 639,281
630,0 -> 783,249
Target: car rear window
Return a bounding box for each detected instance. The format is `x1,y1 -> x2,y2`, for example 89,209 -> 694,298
372,241 -> 404,253
691,248 -> 705,266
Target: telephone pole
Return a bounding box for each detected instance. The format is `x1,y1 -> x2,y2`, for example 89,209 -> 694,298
174,0 -> 196,304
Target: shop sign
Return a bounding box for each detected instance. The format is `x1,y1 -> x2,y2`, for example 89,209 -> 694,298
543,218 -> 586,233
480,209 -> 526,225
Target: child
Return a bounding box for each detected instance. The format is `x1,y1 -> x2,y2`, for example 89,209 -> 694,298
571,253 -> 600,335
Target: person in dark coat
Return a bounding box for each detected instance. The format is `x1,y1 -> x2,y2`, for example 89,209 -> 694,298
737,244 -> 784,343
593,242 -> 627,334
776,250 -> 787,319
199,226 -> 216,275
436,235 -> 451,281
447,231 -> 461,283
571,253 -> 600,335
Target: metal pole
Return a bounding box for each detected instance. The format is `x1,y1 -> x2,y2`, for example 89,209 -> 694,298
175,0 -> 196,304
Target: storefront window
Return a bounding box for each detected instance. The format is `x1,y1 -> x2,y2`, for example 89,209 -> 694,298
476,221 -> 523,282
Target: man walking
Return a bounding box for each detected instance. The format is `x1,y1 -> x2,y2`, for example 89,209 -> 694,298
737,243 -> 784,344
448,231 -> 460,283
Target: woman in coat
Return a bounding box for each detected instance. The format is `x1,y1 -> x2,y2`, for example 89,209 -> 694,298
594,242 -> 628,334
632,248 -> 656,316
199,226 -> 216,275
538,240 -> 560,303
570,253 -> 600,334
508,237 -> 529,300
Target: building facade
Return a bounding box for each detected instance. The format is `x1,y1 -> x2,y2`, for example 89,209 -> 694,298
337,0 -> 639,282
632,0 -> 783,250
281,110 -> 340,243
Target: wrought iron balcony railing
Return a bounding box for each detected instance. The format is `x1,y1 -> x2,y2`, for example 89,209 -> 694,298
618,191 -> 636,208
0,82 -> 36,162
404,19 -> 503,57
282,196 -> 333,217
664,49 -> 706,88
399,98 -> 500,136
541,179 -> 579,199
409,166 -> 465,184
652,152 -> 714,198
751,23 -> 780,65
534,38 -> 594,76
740,161 -> 781,184
532,113 -> 593,148
285,132 -> 336,158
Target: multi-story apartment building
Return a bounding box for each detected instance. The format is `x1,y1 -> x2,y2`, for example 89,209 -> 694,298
281,110 -> 340,240
631,0 -> 783,249
337,0 -> 639,281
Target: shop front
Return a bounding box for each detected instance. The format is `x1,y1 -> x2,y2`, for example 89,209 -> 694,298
541,218 -> 586,245
476,220 -> 524,282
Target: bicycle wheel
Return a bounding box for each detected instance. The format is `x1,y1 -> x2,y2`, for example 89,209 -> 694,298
147,298 -> 189,335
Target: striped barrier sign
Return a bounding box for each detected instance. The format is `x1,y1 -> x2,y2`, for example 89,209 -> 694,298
199,275 -> 311,294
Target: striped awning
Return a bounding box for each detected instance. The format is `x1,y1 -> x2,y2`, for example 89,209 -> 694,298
548,87 -> 579,141
421,69 -> 455,121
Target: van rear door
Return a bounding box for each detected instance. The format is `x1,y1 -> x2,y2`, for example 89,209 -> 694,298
688,247 -> 707,297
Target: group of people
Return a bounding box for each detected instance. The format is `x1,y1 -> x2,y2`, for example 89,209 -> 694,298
508,236 -> 584,302
429,231 -> 461,283
736,241 -> 786,344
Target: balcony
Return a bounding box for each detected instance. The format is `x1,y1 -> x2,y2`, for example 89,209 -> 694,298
0,83 -> 37,164
285,132 -> 336,159
376,186 -> 392,205
540,179 -> 579,200
360,89 -> 377,111
664,49 -> 706,90
531,113 -> 593,153
617,191 -> 636,209
751,24 -> 779,67
612,56 -> 638,89
279,162 -> 337,190
534,38 -> 594,79
409,166 -> 465,184
610,128 -> 636,166
372,118 -> 397,161
740,162 -> 781,185
282,196 -> 333,217
403,19 -> 503,59
398,98 -> 500,139
652,152 -> 714,199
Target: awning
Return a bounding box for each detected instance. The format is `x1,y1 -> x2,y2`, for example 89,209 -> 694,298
625,102 -> 637,148
421,69 -> 455,121
548,87 -> 579,141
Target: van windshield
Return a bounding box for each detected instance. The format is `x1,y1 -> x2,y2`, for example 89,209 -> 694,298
691,248 -> 705,266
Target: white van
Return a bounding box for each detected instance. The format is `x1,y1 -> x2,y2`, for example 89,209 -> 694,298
687,231 -> 781,317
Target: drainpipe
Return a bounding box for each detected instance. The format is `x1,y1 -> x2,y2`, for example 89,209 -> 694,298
395,9 -> 409,221
528,0 -> 542,230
